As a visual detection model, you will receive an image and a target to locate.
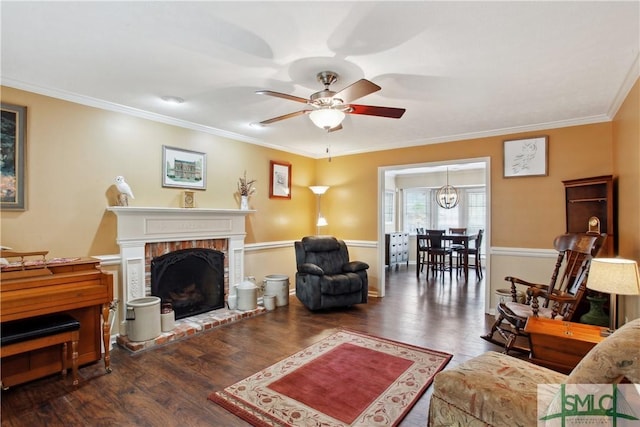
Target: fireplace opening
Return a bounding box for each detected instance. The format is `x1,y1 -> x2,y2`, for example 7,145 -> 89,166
151,248 -> 225,320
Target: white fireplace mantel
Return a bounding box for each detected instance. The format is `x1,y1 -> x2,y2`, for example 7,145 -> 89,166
107,207 -> 253,323
107,206 -> 253,244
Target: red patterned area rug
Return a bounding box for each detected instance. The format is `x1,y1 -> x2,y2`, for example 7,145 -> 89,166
208,329 -> 452,426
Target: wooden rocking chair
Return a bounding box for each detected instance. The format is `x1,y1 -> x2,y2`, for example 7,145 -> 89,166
481,232 -> 606,354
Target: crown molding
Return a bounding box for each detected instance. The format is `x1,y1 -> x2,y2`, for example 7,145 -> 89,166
1,78 -> 319,159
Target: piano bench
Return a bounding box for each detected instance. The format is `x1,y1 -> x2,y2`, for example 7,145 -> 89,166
1,313 -> 81,388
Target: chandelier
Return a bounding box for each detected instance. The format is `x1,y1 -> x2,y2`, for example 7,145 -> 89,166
436,168 -> 459,209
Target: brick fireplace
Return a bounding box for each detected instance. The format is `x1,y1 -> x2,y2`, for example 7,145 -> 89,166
149,244 -> 226,319
107,207 -> 252,333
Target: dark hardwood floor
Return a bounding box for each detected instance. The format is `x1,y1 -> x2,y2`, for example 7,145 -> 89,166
1,266 -> 504,426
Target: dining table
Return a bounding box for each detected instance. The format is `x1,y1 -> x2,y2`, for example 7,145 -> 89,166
416,232 -> 479,281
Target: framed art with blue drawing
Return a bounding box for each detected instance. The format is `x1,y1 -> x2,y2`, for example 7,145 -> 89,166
1,103 -> 27,210
503,136 -> 548,178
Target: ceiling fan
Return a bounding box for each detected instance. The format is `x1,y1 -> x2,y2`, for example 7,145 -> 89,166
256,71 -> 406,132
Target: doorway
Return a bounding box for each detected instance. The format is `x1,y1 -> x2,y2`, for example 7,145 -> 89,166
377,156 -> 491,311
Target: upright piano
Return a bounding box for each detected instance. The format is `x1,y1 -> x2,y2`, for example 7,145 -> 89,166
1,253 -> 113,387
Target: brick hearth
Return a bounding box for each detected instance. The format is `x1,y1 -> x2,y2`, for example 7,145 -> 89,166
117,306 -> 266,353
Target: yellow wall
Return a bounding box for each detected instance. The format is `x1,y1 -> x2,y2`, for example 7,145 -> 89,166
612,79 -> 640,322
318,124 -> 613,248
613,79 -> 640,260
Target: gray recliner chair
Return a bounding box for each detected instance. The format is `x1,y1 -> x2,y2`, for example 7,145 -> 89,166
294,236 -> 369,311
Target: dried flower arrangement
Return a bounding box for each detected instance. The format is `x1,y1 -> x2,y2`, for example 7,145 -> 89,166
237,171 -> 256,197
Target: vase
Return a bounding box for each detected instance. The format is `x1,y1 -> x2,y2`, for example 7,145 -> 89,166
240,195 -> 249,210
580,295 -> 609,327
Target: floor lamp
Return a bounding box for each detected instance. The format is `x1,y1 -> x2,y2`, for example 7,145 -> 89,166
309,186 -> 329,235
585,258 -> 640,336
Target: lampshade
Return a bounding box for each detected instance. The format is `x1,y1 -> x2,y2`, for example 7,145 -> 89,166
309,185 -> 329,195
316,215 -> 328,227
309,109 -> 345,130
587,258 -> 640,295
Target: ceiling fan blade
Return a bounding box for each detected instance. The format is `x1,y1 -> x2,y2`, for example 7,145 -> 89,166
259,110 -> 309,125
328,124 -> 343,133
333,79 -> 381,103
255,90 -> 309,104
347,104 -> 406,119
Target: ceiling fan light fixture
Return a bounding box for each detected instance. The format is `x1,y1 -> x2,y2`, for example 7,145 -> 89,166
309,109 -> 345,130
256,71 -> 403,131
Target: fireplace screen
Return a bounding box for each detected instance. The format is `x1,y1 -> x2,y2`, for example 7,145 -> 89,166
151,248 -> 225,319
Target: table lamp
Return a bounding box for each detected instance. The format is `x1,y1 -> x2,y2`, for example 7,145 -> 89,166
585,258 -> 640,336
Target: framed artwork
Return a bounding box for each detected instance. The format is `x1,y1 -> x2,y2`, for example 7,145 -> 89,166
503,136 -> 548,178
269,160 -> 291,199
1,103 -> 27,210
162,145 -> 207,190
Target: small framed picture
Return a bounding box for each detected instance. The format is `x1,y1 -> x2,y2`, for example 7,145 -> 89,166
162,146 -> 206,190
503,136 -> 548,178
269,160 -> 291,199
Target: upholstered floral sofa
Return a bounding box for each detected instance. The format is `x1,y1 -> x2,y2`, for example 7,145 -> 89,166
428,318 -> 640,426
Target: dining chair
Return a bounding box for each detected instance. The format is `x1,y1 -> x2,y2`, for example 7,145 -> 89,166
448,228 -> 467,272
455,229 -> 484,278
416,229 -> 428,277
465,229 -> 484,279
423,230 -> 452,279
449,228 -> 467,234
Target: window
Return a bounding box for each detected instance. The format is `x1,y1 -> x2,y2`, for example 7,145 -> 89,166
466,189 -> 486,234
403,186 -> 485,237
404,188 -> 430,233
384,190 -> 395,224
436,199 -> 459,231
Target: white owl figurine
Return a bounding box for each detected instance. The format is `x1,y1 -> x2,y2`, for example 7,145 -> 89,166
115,176 -> 134,206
